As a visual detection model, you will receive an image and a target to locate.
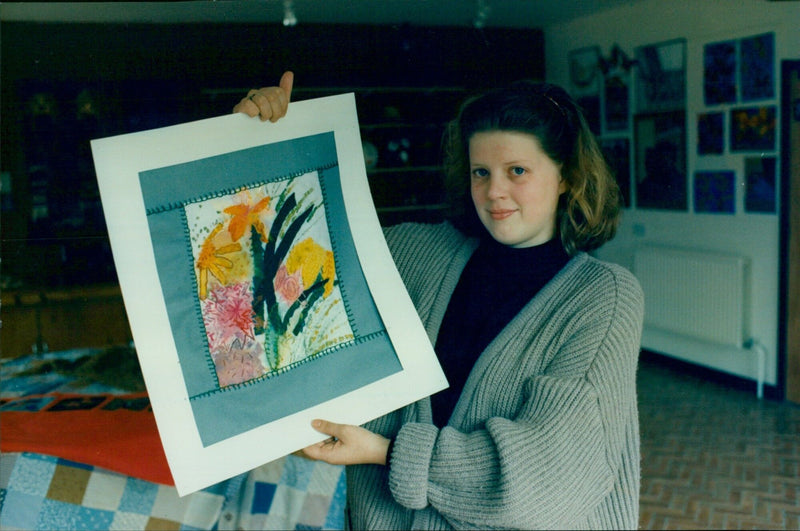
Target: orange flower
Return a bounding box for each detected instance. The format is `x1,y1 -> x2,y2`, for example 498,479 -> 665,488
224,195 -> 271,242
196,224 -> 242,299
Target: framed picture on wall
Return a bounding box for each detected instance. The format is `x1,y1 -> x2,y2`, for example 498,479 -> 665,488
744,156 -> 777,213
703,40 -> 737,105
740,32 -> 775,102
697,112 -> 725,155
730,106 -> 777,151
694,170 -> 735,214
601,137 -> 631,208
578,95 -> 602,135
604,76 -> 630,132
635,39 -> 686,113
569,46 -> 601,97
634,111 -> 687,210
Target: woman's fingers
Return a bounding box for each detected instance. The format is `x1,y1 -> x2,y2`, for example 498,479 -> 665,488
279,70 -> 294,103
301,419 -> 390,466
233,71 -> 293,122
311,418 -> 342,438
233,94 -> 259,117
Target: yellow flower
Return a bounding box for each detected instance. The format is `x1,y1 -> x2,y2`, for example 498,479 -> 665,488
285,238 -> 336,297
196,223 -> 242,299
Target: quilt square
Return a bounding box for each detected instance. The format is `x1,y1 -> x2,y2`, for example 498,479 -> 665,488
279,455 -> 315,491
251,482 -> 277,515
38,498 -> 115,531
296,493 -> 331,528
46,464 -> 91,505
325,473 -> 347,529
7,453 -> 57,497
82,470 -> 127,511
109,511 -> 149,531
183,490 -> 226,529
1,490 -> 44,530
118,477 -> 158,515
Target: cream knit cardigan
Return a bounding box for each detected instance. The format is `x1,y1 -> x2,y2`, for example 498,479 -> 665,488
345,222 -> 644,530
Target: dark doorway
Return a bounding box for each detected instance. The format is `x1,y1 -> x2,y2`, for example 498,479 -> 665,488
780,60 -> 800,403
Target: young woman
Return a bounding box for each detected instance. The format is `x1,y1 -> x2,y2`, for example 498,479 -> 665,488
236,72 -> 644,530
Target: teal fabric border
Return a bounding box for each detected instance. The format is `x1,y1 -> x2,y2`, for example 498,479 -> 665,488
140,132 -> 401,446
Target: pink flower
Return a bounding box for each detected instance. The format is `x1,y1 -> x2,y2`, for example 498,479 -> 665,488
212,342 -> 265,387
203,282 -> 255,351
274,264 -> 303,305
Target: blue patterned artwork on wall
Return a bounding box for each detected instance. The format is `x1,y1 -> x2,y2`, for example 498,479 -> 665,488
694,170 -> 735,214
730,106 -> 776,151
697,112 -> 725,155
740,33 -> 774,102
744,156 -> 776,213
704,40 -> 737,105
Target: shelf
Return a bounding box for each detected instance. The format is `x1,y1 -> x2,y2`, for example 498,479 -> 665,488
202,86 -> 469,97
376,203 -> 449,213
368,165 -> 442,175
360,122 -> 446,131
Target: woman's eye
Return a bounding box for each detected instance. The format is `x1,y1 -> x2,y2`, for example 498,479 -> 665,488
511,166 -> 526,176
471,168 -> 489,178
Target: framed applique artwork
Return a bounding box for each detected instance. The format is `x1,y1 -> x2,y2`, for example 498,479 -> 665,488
744,156 -> 777,213
91,94 -> 447,496
730,106 -> 777,152
697,112 -> 725,155
694,170 -> 735,214
703,40 -> 737,105
740,32 -> 775,102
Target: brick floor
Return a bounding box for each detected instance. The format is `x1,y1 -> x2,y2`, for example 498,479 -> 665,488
638,356 -> 800,530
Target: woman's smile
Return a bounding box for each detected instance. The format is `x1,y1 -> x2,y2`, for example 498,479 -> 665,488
488,208 -> 517,220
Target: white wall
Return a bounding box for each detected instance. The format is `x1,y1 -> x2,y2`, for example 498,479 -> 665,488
544,0 -> 800,386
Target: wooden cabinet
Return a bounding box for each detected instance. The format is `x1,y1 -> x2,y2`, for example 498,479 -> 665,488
1,285 -> 131,358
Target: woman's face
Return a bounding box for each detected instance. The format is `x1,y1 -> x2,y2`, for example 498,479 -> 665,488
469,130 -> 567,248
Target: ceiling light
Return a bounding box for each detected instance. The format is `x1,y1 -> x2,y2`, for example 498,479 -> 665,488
283,0 -> 297,26
474,0 -> 491,28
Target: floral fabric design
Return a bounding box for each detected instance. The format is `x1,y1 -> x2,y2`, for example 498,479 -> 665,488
185,171 -> 354,388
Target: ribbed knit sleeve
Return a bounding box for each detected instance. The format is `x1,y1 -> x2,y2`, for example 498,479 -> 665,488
389,377 -> 610,529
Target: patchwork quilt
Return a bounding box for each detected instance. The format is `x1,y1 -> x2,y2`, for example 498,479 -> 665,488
0,349 -> 346,530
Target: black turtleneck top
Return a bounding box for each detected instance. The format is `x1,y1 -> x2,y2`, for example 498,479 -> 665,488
431,235 -> 570,428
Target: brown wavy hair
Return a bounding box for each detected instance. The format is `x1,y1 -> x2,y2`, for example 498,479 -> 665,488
442,81 -> 621,255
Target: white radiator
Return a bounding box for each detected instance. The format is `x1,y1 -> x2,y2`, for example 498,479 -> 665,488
633,245 -> 751,348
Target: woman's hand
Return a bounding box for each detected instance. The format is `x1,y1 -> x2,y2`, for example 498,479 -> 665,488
299,419 -> 391,466
233,71 -> 294,122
